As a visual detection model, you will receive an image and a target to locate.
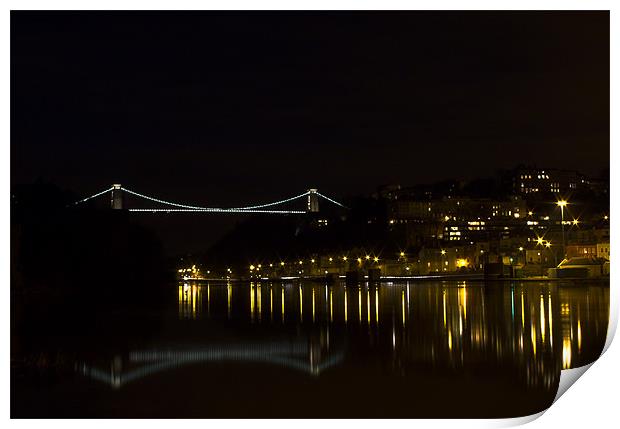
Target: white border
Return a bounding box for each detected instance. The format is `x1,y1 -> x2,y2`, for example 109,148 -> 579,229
3,1 -> 617,427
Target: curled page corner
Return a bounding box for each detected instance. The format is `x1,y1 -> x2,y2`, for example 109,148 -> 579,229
553,362 -> 595,404
485,410 -> 547,428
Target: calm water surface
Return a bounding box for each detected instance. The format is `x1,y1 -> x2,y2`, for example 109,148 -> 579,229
11,280 -> 609,418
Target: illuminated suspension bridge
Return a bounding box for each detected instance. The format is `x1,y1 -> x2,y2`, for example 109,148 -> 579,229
72,184 -> 347,214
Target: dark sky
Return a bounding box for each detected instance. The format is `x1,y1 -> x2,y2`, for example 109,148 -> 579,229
10,11 -> 609,254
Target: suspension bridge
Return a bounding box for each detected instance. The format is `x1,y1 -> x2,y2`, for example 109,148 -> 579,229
72,184 -> 347,214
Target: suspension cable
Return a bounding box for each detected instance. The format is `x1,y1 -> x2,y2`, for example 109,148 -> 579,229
122,187 -> 310,211
121,187 -> 215,210
315,191 -> 348,209
128,208 -> 305,214
73,187 -> 115,205
230,191 -> 310,210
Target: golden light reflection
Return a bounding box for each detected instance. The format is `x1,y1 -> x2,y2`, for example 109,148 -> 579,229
548,295 -> 553,348
172,281 -> 608,385
375,288 -> 379,325
401,290 -> 406,327
562,337 -> 572,369
531,321 -> 537,356
358,289 -> 362,324
443,290 -> 446,327
257,284 -> 262,322
367,289 -> 371,325
250,284 -> 254,322
192,285 -> 196,317
312,288 -> 316,323
577,319 -> 582,351
227,283 -> 232,320
461,284 -> 467,320
344,288 -> 348,324
521,291 -> 525,328
540,295 -> 546,344
299,285 -> 303,322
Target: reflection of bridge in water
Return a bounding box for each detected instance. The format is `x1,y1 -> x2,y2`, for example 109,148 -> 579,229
77,280 -> 608,392
177,281 -> 609,386
78,339 -> 345,389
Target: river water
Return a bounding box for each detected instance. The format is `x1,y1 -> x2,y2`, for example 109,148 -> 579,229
11,280 -> 609,418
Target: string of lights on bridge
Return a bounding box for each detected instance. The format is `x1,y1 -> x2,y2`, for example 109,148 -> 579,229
72,185 -> 347,214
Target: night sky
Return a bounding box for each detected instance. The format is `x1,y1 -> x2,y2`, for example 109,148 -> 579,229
11,11 -> 609,254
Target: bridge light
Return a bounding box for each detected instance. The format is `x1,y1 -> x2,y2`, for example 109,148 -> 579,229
357,258 -> 362,263
269,263 -> 273,268
519,247 -> 524,251
365,255 -> 371,260
299,260 -> 303,265
545,241 -> 552,248
373,257 -> 379,262
399,251 -> 405,257
249,265 -> 255,271
342,256 -> 347,261
311,259 -> 315,263
280,262 -> 285,266
329,257 -> 333,262
441,249 -> 446,256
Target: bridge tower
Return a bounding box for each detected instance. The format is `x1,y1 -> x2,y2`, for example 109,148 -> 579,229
111,184 -> 123,209
307,189 -> 319,212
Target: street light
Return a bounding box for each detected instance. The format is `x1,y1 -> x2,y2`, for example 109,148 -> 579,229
556,200 -> 568,258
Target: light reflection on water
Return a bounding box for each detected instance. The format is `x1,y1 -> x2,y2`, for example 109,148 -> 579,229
13,280 -> 609,418
177,280 -> 608,381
